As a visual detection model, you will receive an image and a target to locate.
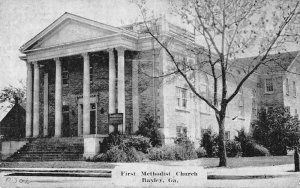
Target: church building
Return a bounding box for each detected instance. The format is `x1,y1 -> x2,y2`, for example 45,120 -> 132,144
19,12 -> 300,147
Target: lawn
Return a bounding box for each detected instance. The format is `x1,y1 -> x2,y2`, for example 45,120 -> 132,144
0,161 -> 115,169
150,155 -> 295,168
0,155 -> 294,169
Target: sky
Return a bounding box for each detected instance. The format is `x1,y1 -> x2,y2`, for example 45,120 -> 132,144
0,0 -> 299,90
0,0 -> 168,90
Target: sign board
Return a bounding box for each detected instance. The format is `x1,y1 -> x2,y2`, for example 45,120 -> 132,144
112,164 -> 207,187
109,113 -> 123,125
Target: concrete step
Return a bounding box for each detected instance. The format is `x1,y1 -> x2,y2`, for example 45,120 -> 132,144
7,137 -> 84,162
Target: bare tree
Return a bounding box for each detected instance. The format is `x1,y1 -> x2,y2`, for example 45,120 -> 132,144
132,0 -> 300,166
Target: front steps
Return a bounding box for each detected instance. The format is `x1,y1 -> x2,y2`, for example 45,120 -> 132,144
6,137 -> 84,162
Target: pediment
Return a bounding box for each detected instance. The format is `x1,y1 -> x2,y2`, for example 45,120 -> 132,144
32,19 -> 116,49
21,13 -> 121,52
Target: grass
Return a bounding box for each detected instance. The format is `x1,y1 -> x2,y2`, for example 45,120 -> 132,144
150,155 -> 294,168
199,155 -> 294,168
0,156 -> 294,169
0,161 -> 115,169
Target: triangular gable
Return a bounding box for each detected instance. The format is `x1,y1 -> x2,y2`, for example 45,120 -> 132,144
287,51 -> 300,72
0,101 -> 14,122
20,12 -> 122,52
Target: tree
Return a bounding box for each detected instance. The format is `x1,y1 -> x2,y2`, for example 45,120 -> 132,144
132,0 -> 300,166
0,80 -> 26,108
252,107 -> 300,155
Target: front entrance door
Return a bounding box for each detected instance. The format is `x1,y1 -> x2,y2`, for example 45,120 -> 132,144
90,103 -> 96,134
78,103 -> 97,135
62,105 -> 71,137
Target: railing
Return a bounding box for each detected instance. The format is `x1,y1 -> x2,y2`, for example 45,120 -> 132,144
168,23 -> 195,43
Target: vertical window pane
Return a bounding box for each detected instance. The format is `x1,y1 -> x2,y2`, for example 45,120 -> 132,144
293,81 -> 296,97
266,78 -> 273,92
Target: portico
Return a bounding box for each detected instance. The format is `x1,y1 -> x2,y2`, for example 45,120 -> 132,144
21,13 -> 138,138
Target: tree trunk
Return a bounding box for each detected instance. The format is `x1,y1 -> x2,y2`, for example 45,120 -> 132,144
218,113 -> 227,167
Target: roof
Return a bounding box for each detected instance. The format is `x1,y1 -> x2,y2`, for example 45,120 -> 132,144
0,101 -> 14,122
234,51 -> 300,74
19,12 -> 125,53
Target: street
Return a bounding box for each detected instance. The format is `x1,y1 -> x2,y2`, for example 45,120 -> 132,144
1,171 -> 300,188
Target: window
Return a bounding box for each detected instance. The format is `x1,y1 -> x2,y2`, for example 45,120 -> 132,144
176,87 -> 188,109
174,55 -> 187,72
225,131 -> 230,140
176,126 -> 187,138
265,78 -> 273,93
62,105 -> 69,113
268,106 -> 273,113
293,81 -> 296,97
199,73 -> 210,113
90,62 -> 94,85
286,78 -> 289,95
252,99 -> 257,117
62,63 -> 69,85
238,89 -> 244,117
90,103 -> 96,110
285,106 -> 290,113
295,109 -> 299,119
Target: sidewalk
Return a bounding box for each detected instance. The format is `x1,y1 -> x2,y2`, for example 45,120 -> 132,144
206,164 -> 300,179
148,159 -> 300,179
1,161 -> 299,180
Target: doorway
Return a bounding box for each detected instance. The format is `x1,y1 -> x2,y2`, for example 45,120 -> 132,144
62,105 -> 71,137
78,103 -> 97,135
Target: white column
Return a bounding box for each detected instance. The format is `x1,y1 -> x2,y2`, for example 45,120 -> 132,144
25,62 -> 33,137
33,62 -> 40,138
43,72 -> 49,137
78,104 -> 83,136
109,49 -> 116,114
82,53 -> 90,135
54,58 -> 62,137
117,47 -> 125,133
132,60 -> 139,133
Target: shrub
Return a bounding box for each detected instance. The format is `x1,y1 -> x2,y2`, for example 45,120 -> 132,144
201,129 -> 218,157
148,138 -> 197,161
250,143 -> 270,156
136,114 -> 162,147
226,140 -> 241,157
101,132 -> 125,153
101,132 -> 151,154
94,144 -> 144,162
235,128 -> 270,157
252,107 -> 300,155
235,128 -> 252,157
196,147 -> 207,158
174,137 -> 198,160
123,135 -> 151,153
148,146 -> 176,161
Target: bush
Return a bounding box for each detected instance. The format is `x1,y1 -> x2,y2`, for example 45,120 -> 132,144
235,128 -> 252,157
148,146 -> 176,161
101,132 -> 151,154
135,114 -> 162,147
226,140 -> 241,157
196,147 -> 207,158
249,142 -> 270,156
174,137 -> 198,160
235,128 -> 270,157
94,144 -> 144,162
201,129 -> 218,157
148,137 -> 197,161
100,132 -> 125,153
123,135 -> 151,153
252,107 -> 300,155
